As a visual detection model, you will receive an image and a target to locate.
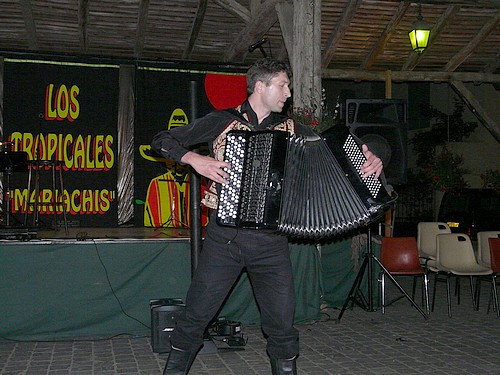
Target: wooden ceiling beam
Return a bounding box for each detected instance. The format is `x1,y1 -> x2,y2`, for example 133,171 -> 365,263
134,0 -> 150,57
445,12 -> 499,71
386,0 -> 499,7
361,1 -> 410,69
19,0 -> 38,50
78,0 -> 89,53
225,0 -> 281,61
483,51 -> 500,74
402,5 -> 461,71
276,0 -> 293,61
321,0 -> 362,69
322,69 -> 500,83
213,0 -> 251,23
450,80 -> 500,142
250,0 -> 261,15
183,0 -> 208,59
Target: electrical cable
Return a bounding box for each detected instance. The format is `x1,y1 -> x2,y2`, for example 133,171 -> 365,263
92,239 -> 151,329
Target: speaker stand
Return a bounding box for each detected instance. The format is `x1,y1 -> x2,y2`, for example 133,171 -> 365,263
337,228 -> 428,322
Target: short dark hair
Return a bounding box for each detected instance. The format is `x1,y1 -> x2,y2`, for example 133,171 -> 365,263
246,58 -> 292,95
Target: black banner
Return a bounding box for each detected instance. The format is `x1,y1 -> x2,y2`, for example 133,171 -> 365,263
3,61 -> 119,227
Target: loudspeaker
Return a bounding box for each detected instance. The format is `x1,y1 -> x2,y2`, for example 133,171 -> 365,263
346,99 -> 408,185
150,299 -> 185,353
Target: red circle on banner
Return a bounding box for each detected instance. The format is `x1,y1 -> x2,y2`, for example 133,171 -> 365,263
204,73 -> 247,110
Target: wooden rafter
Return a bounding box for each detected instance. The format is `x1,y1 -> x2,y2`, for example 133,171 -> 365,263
483,51 -> 500,74
134,0 -> 150,57
321,0 -> 362,69
450,80 -> 500,142
361,1 -> 410,69
250,0 -> 261,15
225,0 -> 281,61
78,0 -> 89,53
445,12 -> 499,71
19,0 -> 38,50
0,0 -> 498,81
213,0 -> 251,23
183,0 -> 208,59
402,5 -> 461,71
276,0 -> 293,61
417,0 -> 499,6
322,69 -> 500,83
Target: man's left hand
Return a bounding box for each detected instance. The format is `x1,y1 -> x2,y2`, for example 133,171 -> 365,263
360,144 -> 383,180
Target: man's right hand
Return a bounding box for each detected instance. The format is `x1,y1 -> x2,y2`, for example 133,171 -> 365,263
180,151 -> 230,185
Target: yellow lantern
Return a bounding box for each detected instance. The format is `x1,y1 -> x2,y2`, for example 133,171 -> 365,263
409,7 -> 431,53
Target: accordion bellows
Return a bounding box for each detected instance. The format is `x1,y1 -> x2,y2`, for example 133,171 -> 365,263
217,127 -> 394,239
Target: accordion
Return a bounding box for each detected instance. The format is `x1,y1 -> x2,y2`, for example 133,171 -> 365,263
216,126 -> 395,239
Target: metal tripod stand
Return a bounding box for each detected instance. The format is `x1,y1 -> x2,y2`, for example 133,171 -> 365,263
337,228 -> 429,321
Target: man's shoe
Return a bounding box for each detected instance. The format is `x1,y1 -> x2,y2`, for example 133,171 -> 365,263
270,356 -> 297,375
162,346 -> 196,375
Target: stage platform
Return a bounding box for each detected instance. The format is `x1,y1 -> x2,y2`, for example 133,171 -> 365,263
0,225 -> 193,241
0,224 -> 379,345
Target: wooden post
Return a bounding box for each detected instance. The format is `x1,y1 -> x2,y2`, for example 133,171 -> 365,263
291,0 -> 322,113
384,70 -> 393,237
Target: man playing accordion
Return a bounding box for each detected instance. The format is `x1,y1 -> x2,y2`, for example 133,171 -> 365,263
151,58 -> 383,375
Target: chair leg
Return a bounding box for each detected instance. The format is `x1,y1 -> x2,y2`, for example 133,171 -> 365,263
492,274 -> 499,317
422,273 -> 430,315
468,276 -> 478,311
474,276 -> 484,311
380,272 -> 386,314
411,276 -> 417,300
431,274 -> 437,312
446,274 -> 452,318
432,272 -> 456,317
455,276 -> 461,305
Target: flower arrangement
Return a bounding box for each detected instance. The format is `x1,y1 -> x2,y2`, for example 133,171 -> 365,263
421,146 -> 469,192
288,105 -> 337,133
287,89 -> 338,133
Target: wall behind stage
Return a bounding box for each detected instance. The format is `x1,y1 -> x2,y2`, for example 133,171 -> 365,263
1,58 -> 247,228
3,60 -> 119,227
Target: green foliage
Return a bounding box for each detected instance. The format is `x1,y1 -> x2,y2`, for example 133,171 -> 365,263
410,100 -> 476,191
410,100 -> 477,165
480,169 -> 500,190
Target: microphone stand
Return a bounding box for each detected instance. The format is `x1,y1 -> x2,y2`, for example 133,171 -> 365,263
337,226 -> 429,322
188,80 -> 217,354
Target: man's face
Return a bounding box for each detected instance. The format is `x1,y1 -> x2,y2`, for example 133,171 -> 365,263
260,72 -> 291,113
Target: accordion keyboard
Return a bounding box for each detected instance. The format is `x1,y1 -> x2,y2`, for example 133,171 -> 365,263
239,133 -> 274,224
343,134 -> 382,199
217,131 -> 284,228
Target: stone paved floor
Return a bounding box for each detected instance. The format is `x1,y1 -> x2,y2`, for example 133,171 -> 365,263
1,278 -> 499,374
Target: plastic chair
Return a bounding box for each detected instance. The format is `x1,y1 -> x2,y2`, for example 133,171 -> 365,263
417,222 -> 451,260
432,233 -> 492,317
487,238 -> 500,316
379,237 -> 430,315
477,231 -> 500,267
417,222 -> 452,294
